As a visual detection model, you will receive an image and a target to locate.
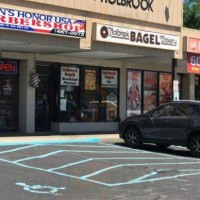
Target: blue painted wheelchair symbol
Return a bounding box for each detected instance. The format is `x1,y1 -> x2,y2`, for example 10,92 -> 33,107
16,182 -> 66,194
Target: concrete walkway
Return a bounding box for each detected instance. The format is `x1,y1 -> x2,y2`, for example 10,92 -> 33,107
0,134 -> 123,145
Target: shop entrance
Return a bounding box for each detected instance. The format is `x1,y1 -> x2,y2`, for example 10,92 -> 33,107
35,66 -> 51,131
195,75 -> 200,101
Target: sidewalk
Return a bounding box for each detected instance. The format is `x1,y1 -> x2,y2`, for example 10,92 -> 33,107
0,134 -> 123,146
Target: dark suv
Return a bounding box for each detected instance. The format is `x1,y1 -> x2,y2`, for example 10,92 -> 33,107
120,101 -> 200,157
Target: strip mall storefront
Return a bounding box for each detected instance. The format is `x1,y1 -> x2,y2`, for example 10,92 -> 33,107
0,0 -> 182,133
177,31 -> 200,101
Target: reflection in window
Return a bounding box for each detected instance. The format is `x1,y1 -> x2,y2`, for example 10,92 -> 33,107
159,73 -> 172,105
59,66 -> 119,122
152,104 -> 175,117
100,70 -> 118,121
60,86 -> 80,122
0,76 -> 18,130
176,104 -> 200,116
60,66 -> 80,122
143,71 -> 157,113
81,68 -> 99,122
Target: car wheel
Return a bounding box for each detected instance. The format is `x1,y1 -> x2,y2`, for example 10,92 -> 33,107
156,144 -> 170,149
189,135 -> 200,157
124,127 -> 142,148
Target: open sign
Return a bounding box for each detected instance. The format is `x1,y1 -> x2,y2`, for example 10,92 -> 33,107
0,61 -> 18,74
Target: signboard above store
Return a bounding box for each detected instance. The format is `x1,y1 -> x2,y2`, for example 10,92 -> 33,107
187,37 -> 200,54
100,0 -> 154,12
0,60 -> 18,75
0,7 -> 86,38
187,53 -> 200,74
94,24 -> 179,51
22,0 -> 182,27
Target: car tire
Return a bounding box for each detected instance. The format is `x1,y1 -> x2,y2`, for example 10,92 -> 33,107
124,127 -> 142,148
189,135 -> 200,157
156,144 -> 170,149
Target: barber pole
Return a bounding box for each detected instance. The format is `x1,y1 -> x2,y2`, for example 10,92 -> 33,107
31,73 -> 39,88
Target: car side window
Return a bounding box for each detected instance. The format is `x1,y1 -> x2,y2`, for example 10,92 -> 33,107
151,104 -> 175,117
176,104 -> 200,116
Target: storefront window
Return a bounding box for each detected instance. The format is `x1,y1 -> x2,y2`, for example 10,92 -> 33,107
127,70 -> 142,116
60,66 -> 80,122
143,71 -> 158,113
0,60 -> 18,130
159,73 -> 172,104
59,65 -> 119,122
126,70 -> 172,116
81,68 -> 99,122
100,70 -> 119,121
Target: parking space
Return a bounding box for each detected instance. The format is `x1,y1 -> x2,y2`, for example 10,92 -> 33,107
0,142 -> 200,199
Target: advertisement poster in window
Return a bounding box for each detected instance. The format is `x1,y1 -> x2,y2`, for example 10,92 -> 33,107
61,67 -> 79,86
127,70 -> 141,116
85,69 -> 96,90
159,73 -> 172,104
143,71 -> 157,113
101,70 -> 118,88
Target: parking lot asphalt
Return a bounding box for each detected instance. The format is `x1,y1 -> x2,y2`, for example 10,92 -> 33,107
0,142 -> 200,200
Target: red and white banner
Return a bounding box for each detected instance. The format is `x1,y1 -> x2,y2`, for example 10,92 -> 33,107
0,7 -> 86,38
187,53 -> 200,74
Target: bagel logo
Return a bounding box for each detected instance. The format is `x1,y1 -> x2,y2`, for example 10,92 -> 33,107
100,26 -> 109,38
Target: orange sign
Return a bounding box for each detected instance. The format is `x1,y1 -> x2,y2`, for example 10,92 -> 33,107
187,38 -> 200,53
187,53 -> 200,74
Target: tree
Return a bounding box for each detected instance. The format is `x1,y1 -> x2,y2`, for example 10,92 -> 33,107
184,0 -> 200,29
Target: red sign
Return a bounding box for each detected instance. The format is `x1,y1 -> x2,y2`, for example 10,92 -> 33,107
187,53 -> 200,74
0,61 -> 17,74
0,7 -> 86,38
187,38 -> 200,53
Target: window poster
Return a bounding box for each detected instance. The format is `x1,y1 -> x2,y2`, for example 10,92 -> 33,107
143,71 -> 157,113
101,70 -> 118,88
127,70 -> 141,116
61,67 -> 79,86
159,73 -> 172,104
106,93 -> 117,121
85,69 -> 96,90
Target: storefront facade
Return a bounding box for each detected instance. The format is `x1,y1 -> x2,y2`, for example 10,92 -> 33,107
0,0 -> 183,133
177,29 -> 200,101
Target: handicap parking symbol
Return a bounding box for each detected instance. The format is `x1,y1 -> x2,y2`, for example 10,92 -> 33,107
16,182 -> 66,194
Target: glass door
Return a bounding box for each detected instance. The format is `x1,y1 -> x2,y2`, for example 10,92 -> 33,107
35,66 -> 51,131
0,76 -> 18,131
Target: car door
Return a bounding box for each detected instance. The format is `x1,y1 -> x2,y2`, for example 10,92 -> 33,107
143,103 -> 176,141
167,103 -> 196,143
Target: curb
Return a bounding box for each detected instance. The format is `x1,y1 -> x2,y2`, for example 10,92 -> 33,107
0,138 -> 100,146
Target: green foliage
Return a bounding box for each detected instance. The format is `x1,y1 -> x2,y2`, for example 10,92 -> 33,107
184,0 -> 200,29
